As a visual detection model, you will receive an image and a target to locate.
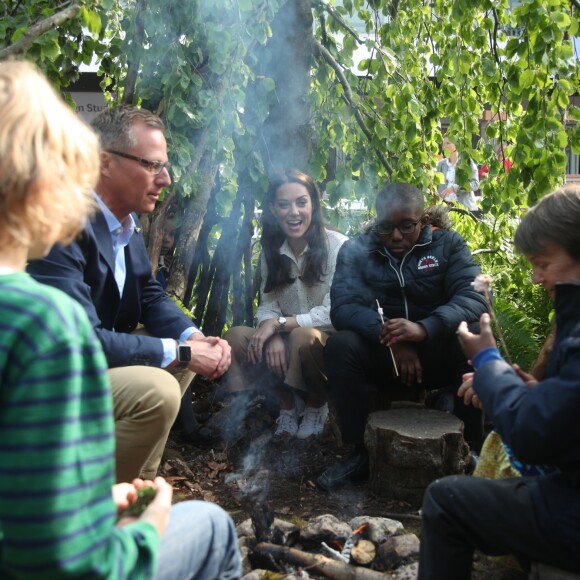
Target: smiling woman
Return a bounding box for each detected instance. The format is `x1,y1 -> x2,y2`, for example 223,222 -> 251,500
223,169 -> 348,440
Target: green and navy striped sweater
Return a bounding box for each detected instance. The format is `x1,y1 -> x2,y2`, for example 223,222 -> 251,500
0,272 -> 159,578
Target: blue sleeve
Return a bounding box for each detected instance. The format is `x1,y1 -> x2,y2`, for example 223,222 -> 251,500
474,344 -> 580,466
472,346 -> 502,369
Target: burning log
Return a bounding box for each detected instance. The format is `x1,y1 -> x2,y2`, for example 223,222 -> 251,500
239,469 -> 274,542
253,542 -> 388,579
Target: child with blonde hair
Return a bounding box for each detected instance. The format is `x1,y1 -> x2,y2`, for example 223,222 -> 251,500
0,60 -> 240,579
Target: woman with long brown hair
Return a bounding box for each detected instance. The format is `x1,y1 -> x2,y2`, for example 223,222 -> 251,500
224,169 -> 347,438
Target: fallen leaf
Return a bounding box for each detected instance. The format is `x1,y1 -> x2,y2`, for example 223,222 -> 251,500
164,476 -> 188,483
207,461 -> 227,471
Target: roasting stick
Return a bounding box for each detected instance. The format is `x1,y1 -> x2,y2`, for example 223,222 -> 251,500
376,299 -> 399,377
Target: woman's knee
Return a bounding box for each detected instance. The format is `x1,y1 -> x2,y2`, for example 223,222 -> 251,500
223,326 -> 253,358
288,326 -> 318,343
223,325 -> 252,345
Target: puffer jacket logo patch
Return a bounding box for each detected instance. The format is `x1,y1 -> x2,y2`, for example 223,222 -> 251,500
417,255 -> 440,271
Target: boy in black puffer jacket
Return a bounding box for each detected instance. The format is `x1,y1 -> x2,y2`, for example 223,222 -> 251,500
318,183 -> 488,492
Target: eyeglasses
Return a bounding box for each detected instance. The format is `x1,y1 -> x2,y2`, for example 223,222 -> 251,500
106,149 -> 171,175
377,219 -> 422,236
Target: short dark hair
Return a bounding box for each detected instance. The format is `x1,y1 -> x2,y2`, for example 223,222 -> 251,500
515,186 -> 580,260
261,169 -> 328,293
376,183 -> 425,216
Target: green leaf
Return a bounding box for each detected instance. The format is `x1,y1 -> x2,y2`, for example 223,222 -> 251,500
79,7 -> 102,36
552,11 -> 570,29
519,69 -> 534,89
568,107 -> 580,122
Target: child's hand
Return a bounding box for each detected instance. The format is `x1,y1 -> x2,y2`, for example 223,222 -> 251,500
139,477 -> 173,537
115,479 -> 159,524
112,482 -> 139,513
513,364 -> 539,388
456,313 -> 496,360
457,372 -> 484,410
380,318 -> 426,345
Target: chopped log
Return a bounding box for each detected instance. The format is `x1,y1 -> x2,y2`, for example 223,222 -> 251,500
253,542 -> 387,579
365,408 -> 469,507
350,540 -> 376,566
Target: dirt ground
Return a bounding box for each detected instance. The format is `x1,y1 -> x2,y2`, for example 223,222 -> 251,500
160,378 -> 526,580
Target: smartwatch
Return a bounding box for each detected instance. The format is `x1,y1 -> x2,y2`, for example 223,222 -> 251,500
176,340 -> 192,368
277,316 -> 287,331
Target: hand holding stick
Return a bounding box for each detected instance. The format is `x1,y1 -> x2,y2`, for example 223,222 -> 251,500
376,300 -> 399,377
471,274 -> 513,365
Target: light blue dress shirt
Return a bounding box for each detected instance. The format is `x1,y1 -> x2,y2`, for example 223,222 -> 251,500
95,195 -> 198,367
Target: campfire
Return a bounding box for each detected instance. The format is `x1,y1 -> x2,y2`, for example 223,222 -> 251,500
236,504 -> 419,579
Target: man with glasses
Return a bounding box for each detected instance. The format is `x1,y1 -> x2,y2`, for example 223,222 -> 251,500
317,183 -> 488,492
27,105 -> 231,483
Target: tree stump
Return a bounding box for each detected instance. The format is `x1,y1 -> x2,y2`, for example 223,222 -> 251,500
364,408 -> 469,507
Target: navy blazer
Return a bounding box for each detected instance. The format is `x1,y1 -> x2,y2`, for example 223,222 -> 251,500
27,210 -> 195,368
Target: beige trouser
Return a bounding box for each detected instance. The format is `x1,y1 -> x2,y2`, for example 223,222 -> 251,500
223,325 -> 329,398
109,361 -> 193,483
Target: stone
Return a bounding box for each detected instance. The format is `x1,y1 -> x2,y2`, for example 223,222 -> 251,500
348,516 -> 404,544
377,534 -> 420,569
236,517 -> 300,545
393,561 -> 419,579
300,514 -> 352,546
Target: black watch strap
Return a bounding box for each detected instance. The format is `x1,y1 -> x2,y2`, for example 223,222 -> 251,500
176,340 -> 192,368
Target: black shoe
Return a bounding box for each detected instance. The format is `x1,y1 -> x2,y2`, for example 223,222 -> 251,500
317,450 -> 369,492
182,426 -> 222,446
465,452 -> 479,475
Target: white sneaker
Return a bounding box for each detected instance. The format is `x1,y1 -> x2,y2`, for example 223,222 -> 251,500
294,392 -> 306,418
296,403 -> 329,439
274,409 -> 298,437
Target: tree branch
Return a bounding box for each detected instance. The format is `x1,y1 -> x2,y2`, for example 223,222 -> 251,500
122,0 -> 146,104
0,1 -> 81,60
313,0 -> 363,45
313,39 -> 394,176
472,247 -> 501,256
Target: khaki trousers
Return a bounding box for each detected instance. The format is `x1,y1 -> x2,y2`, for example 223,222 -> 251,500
109,356 -> 193,483
223,325 -> 328,398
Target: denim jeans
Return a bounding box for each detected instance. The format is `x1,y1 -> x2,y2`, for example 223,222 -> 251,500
154,501 -> 242,579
